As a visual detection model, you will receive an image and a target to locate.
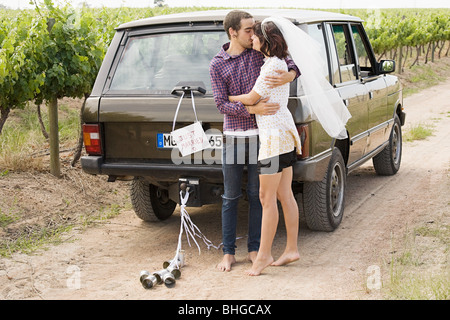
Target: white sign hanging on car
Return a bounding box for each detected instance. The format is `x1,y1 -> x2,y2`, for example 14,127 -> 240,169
170,121 -> 210,157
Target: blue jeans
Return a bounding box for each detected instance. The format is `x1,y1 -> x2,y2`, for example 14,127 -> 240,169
221,136 -> 262,255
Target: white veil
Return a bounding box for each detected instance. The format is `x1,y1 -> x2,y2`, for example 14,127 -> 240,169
262,16 -> 351,139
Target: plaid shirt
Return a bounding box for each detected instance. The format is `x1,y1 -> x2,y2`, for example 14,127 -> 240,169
209,42 -> 300,133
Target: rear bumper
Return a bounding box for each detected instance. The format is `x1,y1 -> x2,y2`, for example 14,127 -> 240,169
81,156 -> 223,183
293,150 -> 331,181
81,151 -> 331,183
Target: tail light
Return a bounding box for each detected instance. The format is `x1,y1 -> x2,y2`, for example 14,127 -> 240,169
83,124 -> 102,155
297,124 -> 310,159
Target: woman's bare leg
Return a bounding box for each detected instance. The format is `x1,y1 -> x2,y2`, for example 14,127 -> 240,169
272,167 -> 300,266
247,172 -> 282,276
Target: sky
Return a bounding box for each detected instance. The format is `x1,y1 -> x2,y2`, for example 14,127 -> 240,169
1,0 -> 450,9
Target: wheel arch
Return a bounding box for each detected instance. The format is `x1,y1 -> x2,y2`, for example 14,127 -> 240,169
333,135 -> 350,168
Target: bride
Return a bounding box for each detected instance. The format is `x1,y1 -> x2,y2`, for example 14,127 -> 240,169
229,16 -> 351,276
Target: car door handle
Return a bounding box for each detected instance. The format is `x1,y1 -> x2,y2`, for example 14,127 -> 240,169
369,91 -> 374,99
343,99 -> 349,106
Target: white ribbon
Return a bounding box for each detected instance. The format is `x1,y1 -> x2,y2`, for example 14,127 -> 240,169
172,90 -> 199,132
168,189 -> 221,269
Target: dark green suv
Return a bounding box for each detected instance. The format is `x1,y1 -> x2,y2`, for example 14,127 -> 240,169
81,9 -> 405,231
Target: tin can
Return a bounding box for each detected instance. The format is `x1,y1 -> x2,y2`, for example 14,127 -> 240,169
166,266 -> 181,279
139,270 -> 150,283
155,269 -> 176,288
141,274 -> 158,289
140,270 -> 159,289
152,271 -> 163,285
163,250 -> 185,269
162,271 -> 176,288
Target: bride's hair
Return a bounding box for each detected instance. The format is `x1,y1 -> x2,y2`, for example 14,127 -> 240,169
253,21 -> 288,59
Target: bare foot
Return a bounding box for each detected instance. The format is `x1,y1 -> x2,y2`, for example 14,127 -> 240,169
247,251 -> 258,263
271,251 -> 300,266
246,255 -> 274,276
217,254 -> 236,272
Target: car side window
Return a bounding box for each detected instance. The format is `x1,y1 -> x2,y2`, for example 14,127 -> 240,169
295,23 -> 330,95
330,24 -> 357,83
324,24 -> 340,85
305,23 -> 328,81
351,24 -> 375,77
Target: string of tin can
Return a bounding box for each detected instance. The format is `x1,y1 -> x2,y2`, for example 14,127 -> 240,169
139,187 -> 219,289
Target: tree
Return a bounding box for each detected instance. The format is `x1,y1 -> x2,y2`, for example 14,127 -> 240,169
0,12 -> 45,135
33,0 -> 104,177
70,6 -> 106,166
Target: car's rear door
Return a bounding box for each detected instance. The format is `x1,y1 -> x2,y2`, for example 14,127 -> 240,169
98,24 -> 228,164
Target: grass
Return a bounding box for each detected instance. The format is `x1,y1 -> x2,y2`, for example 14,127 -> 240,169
0,209 -> 21,228
79,204 -> 123,228
0,120 -> 45,171
0,101 -> 80,171
383,218 -> 450,300
398,56 -> 450,97
403,123 -> 434,142
0,203 -> 125,258
0,198 -> 22,228
0,98 -> 130,258
387,271 -> 449,300
0,224 -> 75,257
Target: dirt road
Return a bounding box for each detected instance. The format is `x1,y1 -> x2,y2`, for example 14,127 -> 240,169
1,79 -> 449,300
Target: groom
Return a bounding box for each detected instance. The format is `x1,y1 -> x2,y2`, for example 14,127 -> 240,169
209,10 -> 300,272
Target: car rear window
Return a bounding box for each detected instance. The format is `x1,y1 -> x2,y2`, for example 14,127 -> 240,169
108,31 -> 228,94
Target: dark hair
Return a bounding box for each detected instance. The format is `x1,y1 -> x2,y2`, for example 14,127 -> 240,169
224,10 -> 253,40
253,21 -> 288,59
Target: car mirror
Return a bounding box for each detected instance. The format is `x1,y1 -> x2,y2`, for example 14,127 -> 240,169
378,60 -> 396,74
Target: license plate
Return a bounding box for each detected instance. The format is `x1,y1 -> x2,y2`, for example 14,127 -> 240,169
157,133 -> 223,149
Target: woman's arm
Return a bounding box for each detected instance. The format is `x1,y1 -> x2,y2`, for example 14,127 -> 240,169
265,69 -> 297,88
229,95 -> 280,116
229,89 -> 261,106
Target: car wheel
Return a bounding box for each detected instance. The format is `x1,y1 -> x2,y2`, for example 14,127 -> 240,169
130,177 -> 176,221
302,147 -> 346,231
373,113 -> 402,176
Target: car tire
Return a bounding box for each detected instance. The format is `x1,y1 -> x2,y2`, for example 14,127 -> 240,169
302,147 -> 346,232
372,113 -> 402,176
130,177 -> 176,221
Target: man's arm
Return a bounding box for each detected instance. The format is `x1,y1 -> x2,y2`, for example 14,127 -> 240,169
209,63 -> 252,118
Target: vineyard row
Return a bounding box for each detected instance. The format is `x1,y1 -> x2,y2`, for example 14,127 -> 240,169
1,3 -> 450,131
